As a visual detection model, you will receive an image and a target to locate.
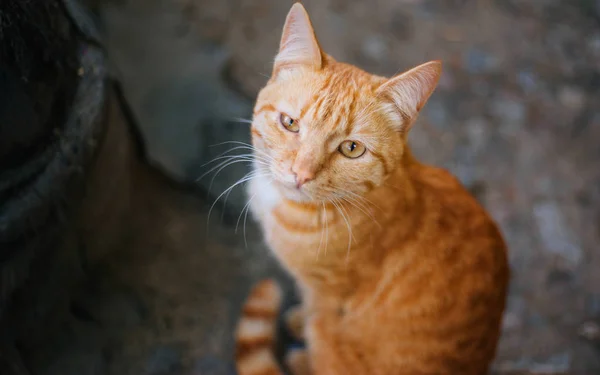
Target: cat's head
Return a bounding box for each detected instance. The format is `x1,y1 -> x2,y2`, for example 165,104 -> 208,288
251,3 -> 441,203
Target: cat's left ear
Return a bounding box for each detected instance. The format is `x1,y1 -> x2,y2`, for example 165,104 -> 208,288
273,3 -> 323,79
376,60 -> 442,131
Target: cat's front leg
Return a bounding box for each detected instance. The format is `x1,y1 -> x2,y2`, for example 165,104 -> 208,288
284,305 -> 306,341
285,348 -> 311,375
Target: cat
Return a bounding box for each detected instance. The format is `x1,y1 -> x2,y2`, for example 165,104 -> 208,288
235,3 -> 509,375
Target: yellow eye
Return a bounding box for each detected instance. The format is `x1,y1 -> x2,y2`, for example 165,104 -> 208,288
279,113 -> 299,133
339,140 -> 366,159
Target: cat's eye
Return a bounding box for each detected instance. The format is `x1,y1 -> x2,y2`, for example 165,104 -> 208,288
279,113 -> 299,133
339,140 -> 366,159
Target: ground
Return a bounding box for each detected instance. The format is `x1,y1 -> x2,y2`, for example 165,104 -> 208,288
25,0 -> 600,374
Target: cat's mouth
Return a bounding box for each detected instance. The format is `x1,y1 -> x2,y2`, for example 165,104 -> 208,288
274,179 -> 314,202
256,160 -> 318,202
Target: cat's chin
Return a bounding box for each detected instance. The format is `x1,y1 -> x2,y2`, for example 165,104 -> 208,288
275,182 -> 316,203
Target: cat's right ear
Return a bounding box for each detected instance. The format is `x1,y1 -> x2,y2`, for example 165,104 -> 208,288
376,60 -> 442,133
273,3 -> 323,79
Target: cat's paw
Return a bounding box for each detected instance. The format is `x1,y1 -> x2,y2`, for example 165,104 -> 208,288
285,348 -> 311,375
284,305 -> 305,341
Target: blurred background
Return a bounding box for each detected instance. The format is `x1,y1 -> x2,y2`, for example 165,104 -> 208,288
0,0 -> 599,374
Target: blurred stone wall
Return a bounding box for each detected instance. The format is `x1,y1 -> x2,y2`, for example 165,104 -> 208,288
97,0 -> 600,372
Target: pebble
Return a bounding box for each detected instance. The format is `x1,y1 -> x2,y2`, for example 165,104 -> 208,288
531,352 -> 572,373
502,296 -> 526,332
579,321 -> 600,341
495,352 -> 572,373
517,69 -> 537,94
465,117 -> 489,151
533,201 -> 583,268
527,310 -> 548,328
464,48 -> 499,74
588,33 -> 600,57
585,294 -> 600,316
425,99 -> 448,129
546,268 -> 574,286
491,95 -> 527,130
558,86 -> 586,112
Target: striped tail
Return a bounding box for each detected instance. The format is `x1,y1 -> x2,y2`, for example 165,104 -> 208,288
235,279 -> 284,375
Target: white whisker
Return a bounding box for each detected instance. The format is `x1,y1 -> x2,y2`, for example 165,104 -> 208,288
199,145 -> 257,168
331,198 -> 353,262
324,202 -> 329,256
319,186 -> 381,229
228,117 -> 254,124
345,189 -> 382,213
207,170 -> 264,231
340,193 -> 381,229
236,192 -> 256,234
207,141 -> 278,163
208,140 -> 254,148
198,156 -> 250,181
208,159 -> 254,193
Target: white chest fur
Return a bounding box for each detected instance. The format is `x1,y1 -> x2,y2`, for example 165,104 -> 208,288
247,170 -> 282,223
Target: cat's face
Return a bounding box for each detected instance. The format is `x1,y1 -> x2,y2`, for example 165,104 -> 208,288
251,65 -> 401,202
250,3 -> 441,203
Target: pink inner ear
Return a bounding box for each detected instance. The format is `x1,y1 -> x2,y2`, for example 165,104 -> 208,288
378,61 -> 442,118
273,3 -> 322,76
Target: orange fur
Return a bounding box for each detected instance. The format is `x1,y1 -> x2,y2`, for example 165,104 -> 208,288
237,3 -> 509,375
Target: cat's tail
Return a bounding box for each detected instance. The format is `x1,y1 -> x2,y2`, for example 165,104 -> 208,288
235,278 -> 284,375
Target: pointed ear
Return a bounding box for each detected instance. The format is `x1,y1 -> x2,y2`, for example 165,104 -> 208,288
376,60 -> 442,130
273,3 -> 322,78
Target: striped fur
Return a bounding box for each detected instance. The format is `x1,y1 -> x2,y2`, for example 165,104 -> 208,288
235,279 -> 283,375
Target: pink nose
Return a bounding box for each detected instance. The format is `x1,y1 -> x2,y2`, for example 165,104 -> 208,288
294,170 -> 314,188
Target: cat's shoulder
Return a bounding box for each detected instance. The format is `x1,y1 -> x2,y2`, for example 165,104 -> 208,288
411,163 -> 466,193
411,163 -> 494,222
412,163 -> 506,244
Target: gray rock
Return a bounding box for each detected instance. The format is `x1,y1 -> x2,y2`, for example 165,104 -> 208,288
490,95 -> 527,130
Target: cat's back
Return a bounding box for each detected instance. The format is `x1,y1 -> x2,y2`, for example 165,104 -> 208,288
404,162 -> 508,290
411,162 -> 507,250
348,164 -> 509,374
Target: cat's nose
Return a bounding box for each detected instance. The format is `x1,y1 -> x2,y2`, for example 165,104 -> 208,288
294,170 -> 314,188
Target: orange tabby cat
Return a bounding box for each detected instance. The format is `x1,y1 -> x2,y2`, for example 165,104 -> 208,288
235,3 -> 509,375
